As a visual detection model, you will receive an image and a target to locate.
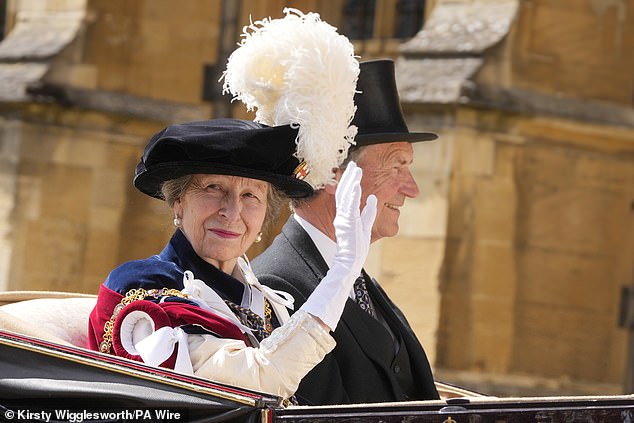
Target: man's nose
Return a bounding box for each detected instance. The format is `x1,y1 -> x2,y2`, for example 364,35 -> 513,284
401,170 -> 420,198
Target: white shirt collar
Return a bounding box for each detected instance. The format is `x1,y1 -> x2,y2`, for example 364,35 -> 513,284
293,213 -> 336,268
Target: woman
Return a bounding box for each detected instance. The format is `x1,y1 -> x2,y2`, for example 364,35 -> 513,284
88,118 -> 376,400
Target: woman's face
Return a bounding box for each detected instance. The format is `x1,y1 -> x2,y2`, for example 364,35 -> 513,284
174,174 -> 269,272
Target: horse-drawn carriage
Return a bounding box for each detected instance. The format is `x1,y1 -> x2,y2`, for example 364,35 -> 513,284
1,291 -> 632,422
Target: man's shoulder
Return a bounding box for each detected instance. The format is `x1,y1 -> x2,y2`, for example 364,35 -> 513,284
253,234 -> 309,280
253,227 -> 297,271
254,218 -> 311,270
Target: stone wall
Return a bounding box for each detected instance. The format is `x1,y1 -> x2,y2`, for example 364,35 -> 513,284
1,0 -> 633,396
396,0 -> 634,394
435,107 -> 634,393
3,107 -> 171,293
0,117 -> 20,291
0,0 -> 219,293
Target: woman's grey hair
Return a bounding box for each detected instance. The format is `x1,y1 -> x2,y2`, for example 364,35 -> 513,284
161,175 -> 286,234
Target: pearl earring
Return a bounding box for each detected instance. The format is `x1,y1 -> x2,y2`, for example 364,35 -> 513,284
173,216 -> 181,227
255,232 -> 263,243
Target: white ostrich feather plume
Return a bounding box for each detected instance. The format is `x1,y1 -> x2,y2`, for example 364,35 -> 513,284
222,8 -> 359,189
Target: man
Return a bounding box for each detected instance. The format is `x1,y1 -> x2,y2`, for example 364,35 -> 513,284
252,59 -> 440,405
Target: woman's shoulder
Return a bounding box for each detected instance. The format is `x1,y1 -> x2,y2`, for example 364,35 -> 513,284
104,255 -> 183,294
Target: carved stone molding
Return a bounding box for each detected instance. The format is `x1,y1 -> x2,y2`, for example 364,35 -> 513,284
0,4 -> 86,102
396,0 -> 519,104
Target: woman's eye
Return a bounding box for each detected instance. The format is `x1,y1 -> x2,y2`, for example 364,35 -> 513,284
243,192 -> 258,199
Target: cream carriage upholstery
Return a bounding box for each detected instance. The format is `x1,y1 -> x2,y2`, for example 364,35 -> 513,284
0,291 -> 96,348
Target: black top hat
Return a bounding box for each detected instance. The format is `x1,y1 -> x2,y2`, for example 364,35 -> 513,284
133,118 -> 313,199
352,59 -> 438,147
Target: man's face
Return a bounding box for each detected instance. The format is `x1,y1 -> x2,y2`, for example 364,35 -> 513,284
355,142 -> 420,242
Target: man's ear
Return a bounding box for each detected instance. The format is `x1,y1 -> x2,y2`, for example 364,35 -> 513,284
324,167 -> 344,195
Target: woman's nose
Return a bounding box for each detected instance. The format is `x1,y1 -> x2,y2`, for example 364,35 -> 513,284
218,197 -> 241,220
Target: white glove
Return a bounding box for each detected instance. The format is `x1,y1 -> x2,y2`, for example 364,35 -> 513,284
300,161 -> 377,330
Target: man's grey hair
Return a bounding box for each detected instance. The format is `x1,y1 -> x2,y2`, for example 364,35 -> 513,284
290,146 -> 367,210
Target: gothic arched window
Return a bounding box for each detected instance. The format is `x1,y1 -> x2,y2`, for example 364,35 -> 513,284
0,0 -> 7,42
395,0 -> 426,39
342,0 -> 376,40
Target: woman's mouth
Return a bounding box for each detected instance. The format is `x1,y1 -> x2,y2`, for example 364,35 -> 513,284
209,228 -> 240,239
385,203 -> 401,211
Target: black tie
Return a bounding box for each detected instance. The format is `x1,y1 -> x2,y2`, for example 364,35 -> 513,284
354,272 -> 377,318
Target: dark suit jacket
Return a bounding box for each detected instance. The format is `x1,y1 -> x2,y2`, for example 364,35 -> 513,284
252,218 -> 439,405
